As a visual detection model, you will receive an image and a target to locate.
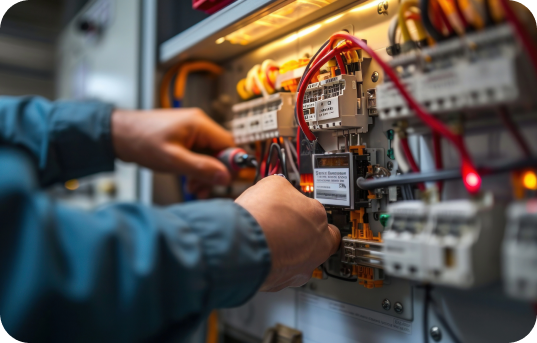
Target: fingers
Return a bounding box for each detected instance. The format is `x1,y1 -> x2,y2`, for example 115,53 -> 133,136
165,144 -> 232,186
327,224 -> 342,255
194,112 -> 235,152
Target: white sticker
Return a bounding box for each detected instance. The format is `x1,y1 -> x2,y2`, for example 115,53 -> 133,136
303,102 -> 317,122
320,76 -> 341,85
262,111 -> 278,131
317,97 -> 339,121
299,293 -> 412,335
314,168 -> 350,207
307,82 -> 320,89
247,115 -> 262,134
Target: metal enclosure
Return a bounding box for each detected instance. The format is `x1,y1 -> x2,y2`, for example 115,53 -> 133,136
152,0 -> 537,342
56,0 -> 141,207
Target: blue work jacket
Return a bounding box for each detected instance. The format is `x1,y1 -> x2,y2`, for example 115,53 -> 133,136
0,96 -> 271,342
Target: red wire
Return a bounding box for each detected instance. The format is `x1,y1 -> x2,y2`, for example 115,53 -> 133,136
335,54 -> 346,74
296,126 -> 301,168
265,66 -> 279,90
400,137 -> 426,191
296,32 -> 479,192
499,0 -> 537,75
434,0 -> 455,35
433,132 -> 444,194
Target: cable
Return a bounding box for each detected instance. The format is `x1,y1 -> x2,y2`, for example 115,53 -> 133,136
394,134 -> 411,173
173,61 -> 223,101
321,264 -> 358,282
400,136 -> 426,191
399,0 -> 420,44
432,132 -> 444,194
265,143 -> 285,178
254,141 -> 267,185
499,0 -> 537,76
325,32 -> 480,193
499,107 -> 532,158
294,39 -> 331,141
421,0 -> 448,41
357,157 -> 537,190
284,139 -> 300,178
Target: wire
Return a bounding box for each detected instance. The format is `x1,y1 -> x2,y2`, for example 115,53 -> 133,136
433,132 -> 444,194
323,32 -> 479,193
421,0 -> 448,41
394,134 -> 411,173
284,139 -> 300,179
399,0 -> 420,43
357,157 -> 537,190
294,39 -> 331,141
321,264 -> 358,282
499,0 -> 537,76
499,107 -> 532,157
400,136 -> 426,191
265,143 -> 286,178
173,61 -> 223,101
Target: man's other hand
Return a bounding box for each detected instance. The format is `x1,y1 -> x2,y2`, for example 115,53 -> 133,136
112,108 -> 234,192
235,176 -> 341,292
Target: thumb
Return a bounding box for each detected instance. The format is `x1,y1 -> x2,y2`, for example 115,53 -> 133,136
327,224 -> 342,256
165,144 -> 232,186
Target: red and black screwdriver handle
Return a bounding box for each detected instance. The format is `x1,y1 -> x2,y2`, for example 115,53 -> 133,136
217,148 -> 258,172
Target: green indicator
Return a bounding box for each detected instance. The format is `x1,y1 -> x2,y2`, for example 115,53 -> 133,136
379,213 -> 391,228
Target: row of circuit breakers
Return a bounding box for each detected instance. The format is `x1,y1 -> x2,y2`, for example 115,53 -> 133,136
230,24 -> 537,300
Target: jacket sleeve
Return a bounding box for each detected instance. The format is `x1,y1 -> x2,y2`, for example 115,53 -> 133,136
0,148 -> 271,343
0,96 -> 116,186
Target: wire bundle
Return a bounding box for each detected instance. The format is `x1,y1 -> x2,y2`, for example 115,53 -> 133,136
237,60 -> 280,100
294,31 -> 482,194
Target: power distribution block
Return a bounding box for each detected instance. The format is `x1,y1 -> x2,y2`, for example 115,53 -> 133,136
231,92 -> 296,144
377,24 -> 536,127
384,197 -> 506,288
303,75 -> 368,132
503,200 -> 537,301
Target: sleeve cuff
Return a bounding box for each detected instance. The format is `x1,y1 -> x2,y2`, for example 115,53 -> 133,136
47,100 -> 116,182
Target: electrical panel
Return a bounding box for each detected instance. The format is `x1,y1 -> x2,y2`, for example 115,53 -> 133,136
156,0 -> 537,341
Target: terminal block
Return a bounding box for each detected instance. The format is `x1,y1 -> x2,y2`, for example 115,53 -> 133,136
302,75 -> 368,132
377,24 -> 536,127
231,92 -> 296,144
383,198 -> 506,288
503,201 -> 537,301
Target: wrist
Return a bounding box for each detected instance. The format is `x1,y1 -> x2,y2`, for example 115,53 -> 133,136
111,109 -> 138,162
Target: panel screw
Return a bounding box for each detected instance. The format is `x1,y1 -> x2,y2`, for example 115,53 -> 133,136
430,326 -> 442,342
387,161 -> 394,171
394,302 -> 404,314
377,1 -> 389,14
381,299 -> 391,311
372,71 -> 380,83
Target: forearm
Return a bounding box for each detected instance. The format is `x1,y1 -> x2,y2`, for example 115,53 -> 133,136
0,96 -> 116,186
0,148 -> 271,342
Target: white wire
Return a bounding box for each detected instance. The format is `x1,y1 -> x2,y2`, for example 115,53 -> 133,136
394,133 -> 411,174
284,139 -> 300,178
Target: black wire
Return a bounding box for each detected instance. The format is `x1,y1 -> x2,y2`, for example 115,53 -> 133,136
265,143 -> 284,177
254,141 -> 268,184
420,0 -> 447,42
321,264 -> 358,282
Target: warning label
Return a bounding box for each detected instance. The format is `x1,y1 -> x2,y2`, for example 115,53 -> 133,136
314,168 -> 350,207
317,97 -> 339,121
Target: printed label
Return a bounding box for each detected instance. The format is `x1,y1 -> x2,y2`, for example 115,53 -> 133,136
317,97 -> 339,121
299,293 -> 412,335
314,168 -> 350,207
303,102 -> 317,122
247,115 -> 262,134
321,76 -> 342,85
307,82 -> 320,89
262,111 -> 278,131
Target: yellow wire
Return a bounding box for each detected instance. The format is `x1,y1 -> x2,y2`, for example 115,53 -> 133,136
398,0 -> 420,43
236,78 -> 252,100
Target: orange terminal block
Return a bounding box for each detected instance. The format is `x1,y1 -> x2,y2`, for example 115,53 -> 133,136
312,267 -> 324,280
349,208 -> 382,242
354,265 -> 384,289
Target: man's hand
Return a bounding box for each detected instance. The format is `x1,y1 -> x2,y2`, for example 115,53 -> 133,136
235,176 -> 341,292
112,108 -> 234,192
